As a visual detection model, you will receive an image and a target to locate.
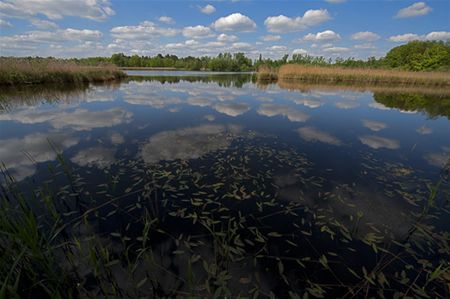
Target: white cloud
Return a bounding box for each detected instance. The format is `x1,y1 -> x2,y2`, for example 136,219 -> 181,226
351,31 -> 380,41
388,33 -> 421,42
425,31 -> 450,41
217,33 -> 238,42
231,42 -> 252,50
212,13 -> 257,32
261,35 -> 281,42
292,48 -> 308,55
62,28 -> 102,40
158,16 -> 174,24
200,4 -> 216,14
30,18 -> 58,30
182,25 -> 215,39
111,21 -> 178,40
322,46 -> 350,53
265,9 -> 331,33
268,45 -> 287,51
395,2 -> 432,19
354,43 -> 376,49
389,31 -> 450,42
0,0 -> 115,21
303,30 -> 340,41
0,19 -> 12,28
326,0 -> 346,3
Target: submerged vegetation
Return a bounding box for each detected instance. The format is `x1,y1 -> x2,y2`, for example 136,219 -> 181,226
0,57 -> 126,85
1,132 -> 449,298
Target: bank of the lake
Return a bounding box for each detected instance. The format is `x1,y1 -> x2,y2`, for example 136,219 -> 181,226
258,64 -> 450,87
0,57 -> 126,85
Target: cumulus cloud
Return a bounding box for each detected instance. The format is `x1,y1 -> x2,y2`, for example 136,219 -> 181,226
322,46 -> 350,53
354,43 -> 376,49
257,104 -> 309,122
0,0 -> 115,21
158,16 -> 174,24
351,31 -> 380,41
30,18 -> 58,30
362,119 -> 388,131
292,48 -> 308,56
261,35 -> 281,42
71,146 -> 116,169
217,33 -> 238,42
140,124 -> 241,163
183,25 -> 214,39
268,45 -> 287,51
200,4 -> 216,14
265,9 -> 331,33
303,30 -> 340,41
111,21 -> 178,40
212,13 -> 257,32
325,0 -> 346,3
425,31 -> 450,41
388,31 -> 450,42
297,127 -> 342,145
388,33 -> 421,42
231,42 -> 252,50
395,2 -> 432,19
359,135 -> 400,150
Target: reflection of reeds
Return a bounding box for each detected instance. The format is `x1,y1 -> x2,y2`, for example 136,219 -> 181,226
274,80 -> 450,96
258,64 -> 450,87
0,57 -> 126,85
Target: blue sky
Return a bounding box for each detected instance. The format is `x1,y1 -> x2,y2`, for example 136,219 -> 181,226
0,0 -> 449,59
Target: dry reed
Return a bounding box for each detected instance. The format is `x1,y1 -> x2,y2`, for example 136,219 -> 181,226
0,57 -> 126,85
259,64 -> 450,87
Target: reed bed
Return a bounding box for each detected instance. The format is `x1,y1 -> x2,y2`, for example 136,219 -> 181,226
259,64 -> 450,87
0,57 -> 126,85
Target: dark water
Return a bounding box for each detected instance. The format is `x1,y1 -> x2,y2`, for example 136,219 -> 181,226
1,72 -> 449,297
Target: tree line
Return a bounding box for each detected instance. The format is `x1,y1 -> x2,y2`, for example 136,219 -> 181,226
70,41 -> 450,72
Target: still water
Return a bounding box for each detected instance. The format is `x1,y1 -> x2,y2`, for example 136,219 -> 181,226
1,72 -> 449,297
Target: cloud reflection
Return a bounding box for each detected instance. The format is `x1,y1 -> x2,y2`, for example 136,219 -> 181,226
297,127 -> 342,145
359,135 -> 400,149
257,104 -> 309,122
362,119 -> 388,131
140,124 -> 242,163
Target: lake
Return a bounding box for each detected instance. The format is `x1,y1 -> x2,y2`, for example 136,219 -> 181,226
1,72 -> 449,297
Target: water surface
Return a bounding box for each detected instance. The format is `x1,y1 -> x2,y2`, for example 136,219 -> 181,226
1,72 -> 449,297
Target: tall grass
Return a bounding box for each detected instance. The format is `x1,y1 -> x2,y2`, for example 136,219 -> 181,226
258,64 -> 450,87
0,57 -> 126,85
